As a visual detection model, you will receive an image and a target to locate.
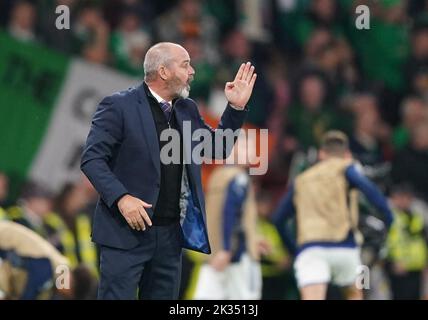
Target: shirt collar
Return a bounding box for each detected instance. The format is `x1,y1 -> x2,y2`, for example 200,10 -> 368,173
146,84 -> 172,105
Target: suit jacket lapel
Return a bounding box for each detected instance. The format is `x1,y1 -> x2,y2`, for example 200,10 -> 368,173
135,84 -> 160,176
173,100 -> 194,165
173,101 -> 203,205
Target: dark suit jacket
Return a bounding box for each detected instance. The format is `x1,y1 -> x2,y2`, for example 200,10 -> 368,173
81,83 -> 247,253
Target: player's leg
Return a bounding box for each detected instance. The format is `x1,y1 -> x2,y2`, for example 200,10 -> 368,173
343,285 -> 363,300
226,253 -> 262,300
300,283 -> 328,300
330,247 -> 363,300
192,263 -> 226,299
294,247 -> 331,300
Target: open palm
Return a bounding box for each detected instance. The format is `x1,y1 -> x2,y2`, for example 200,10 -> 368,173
225,62 -> 257,109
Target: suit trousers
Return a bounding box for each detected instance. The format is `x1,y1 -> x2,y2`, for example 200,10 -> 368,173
97,222 -> 182,300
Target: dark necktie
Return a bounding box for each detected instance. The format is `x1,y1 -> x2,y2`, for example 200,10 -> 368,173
159,100 -> 172,121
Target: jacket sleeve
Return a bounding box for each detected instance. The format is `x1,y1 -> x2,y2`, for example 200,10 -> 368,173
193,102 -> 249,159
80,97 -> 128,208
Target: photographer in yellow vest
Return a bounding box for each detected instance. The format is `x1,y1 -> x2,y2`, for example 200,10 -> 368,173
45,183 -> 98,277
0,220 -> 70,299
386,184 -> 428,299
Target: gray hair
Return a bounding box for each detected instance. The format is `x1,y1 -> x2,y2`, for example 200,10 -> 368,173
143,42 -> 181,82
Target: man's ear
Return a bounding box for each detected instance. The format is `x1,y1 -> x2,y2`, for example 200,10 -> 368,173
159,65 -> 169,80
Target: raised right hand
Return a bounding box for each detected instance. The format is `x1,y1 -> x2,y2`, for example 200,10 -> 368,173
117,194 -> 152,231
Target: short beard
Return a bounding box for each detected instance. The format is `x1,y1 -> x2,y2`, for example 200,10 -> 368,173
177,84 -> 190,99
168,77 -> 191,99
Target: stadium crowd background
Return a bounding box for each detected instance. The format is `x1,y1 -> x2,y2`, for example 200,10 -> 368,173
1,0 -> 428,299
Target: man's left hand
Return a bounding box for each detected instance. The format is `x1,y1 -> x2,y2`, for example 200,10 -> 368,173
225,62 -> 257,109
209,250 -> 232,272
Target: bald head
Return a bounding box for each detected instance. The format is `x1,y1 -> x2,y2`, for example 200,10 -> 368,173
144,42 -> 186,82
143,42 -> 195,100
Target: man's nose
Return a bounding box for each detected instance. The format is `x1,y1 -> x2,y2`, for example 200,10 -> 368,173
189,65 -> 195,75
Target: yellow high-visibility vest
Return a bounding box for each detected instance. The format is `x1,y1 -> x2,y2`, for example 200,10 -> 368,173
44,212 -> 98,277
387,209 -> 428,271
257,218 -> 289,278
6,206 -> 48,238
0,207 -> 6,220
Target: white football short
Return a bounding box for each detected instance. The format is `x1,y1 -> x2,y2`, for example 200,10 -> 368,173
294,246 -> 361,288
193,253 -> 262,300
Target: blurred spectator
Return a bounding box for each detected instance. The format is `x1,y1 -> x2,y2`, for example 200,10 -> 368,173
286,72 -> 338,150
347,92 -> 394,183
293,0 -> 344,48
393,97 -> 428,150
350,0 -> 408,92
204,0 -> 238,36
37,0 -> 78,54
221,28 -> 253,69
303,27 -> 333,63
349,106 -> 385,167
348,91 -> 378,116
264,49 -> 290,136
404,23 -> 428,95
0,220 -> 70,300
47,183 -> 98,277
8,0 -> 37,42
239,0 -> 272,42
350,0 -> 409,124
392,122 -> 428,203
410,67 -> 428,103
69,264 -> 98,300
0,220 -> 96,300
386,184 -> 428,299
73,4 -> 110,64
256,191 -> 296,300
103,0 -> 155,30
182,36 -> 216,100
208,28 -> 254,117
155,0 -> 219,64
77,175 -> 99,218
7,181 -> 54,237
305,36 -> 358,98
110,9 -> 151,76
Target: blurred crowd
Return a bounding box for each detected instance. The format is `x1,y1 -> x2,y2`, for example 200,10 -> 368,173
2,0 -> 428,299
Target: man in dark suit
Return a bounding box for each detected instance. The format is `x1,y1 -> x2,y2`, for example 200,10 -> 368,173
80,42 -> 257,299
